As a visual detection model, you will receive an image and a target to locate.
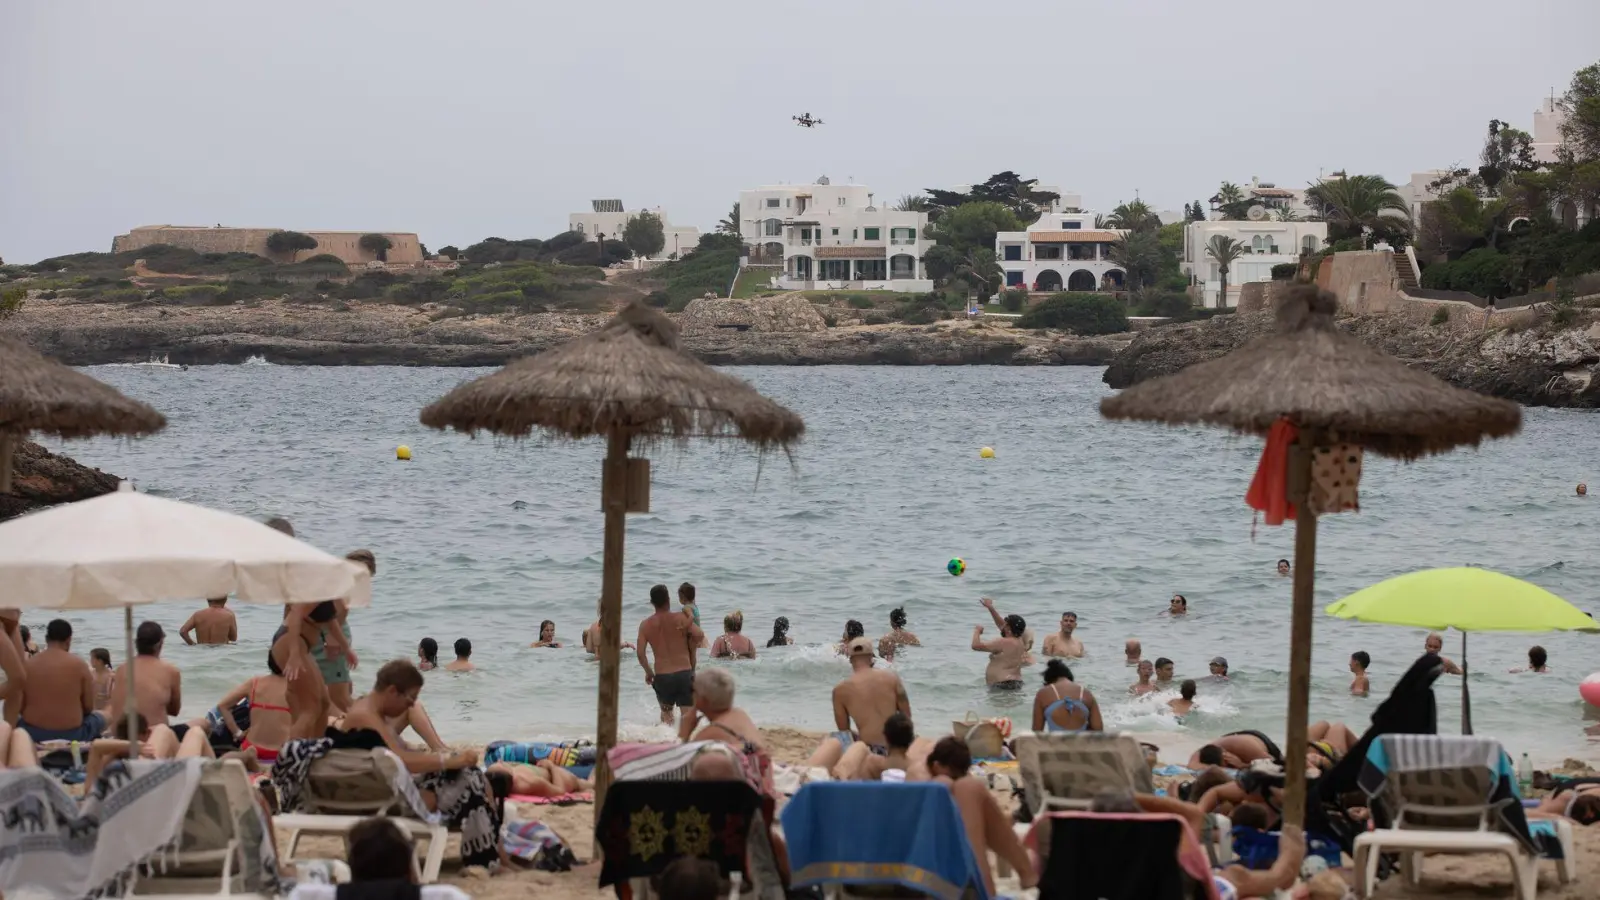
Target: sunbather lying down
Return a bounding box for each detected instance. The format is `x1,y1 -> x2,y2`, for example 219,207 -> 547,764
0,723 -> 39,769
1528,781 -> 1600,825
486,759 -> 591,798
83,714 -> 214,787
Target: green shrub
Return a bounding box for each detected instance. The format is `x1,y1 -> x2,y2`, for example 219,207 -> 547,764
848,295 -> 876,309
1017,293 -> 1129,334
643,291 -> 670,308
0,286 -> 25,318
97,287 -> 146,303
266,230 -> 319,256
647,245 -> 740,307
1270,263 -> 1299,280
163,284 -> 228,305
1001,288 -> 1028,312
1429,307 -> 1450,326
891,293 -> 950,325
1131,291 -> 1194,320
822,313 -> 838,327
666,293 -> 694,313
863,313 -> 890,325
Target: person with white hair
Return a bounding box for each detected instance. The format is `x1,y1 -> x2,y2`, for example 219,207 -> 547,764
678,667 -> 765,752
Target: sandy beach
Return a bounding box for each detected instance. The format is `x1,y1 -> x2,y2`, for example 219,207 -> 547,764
271,727 -> 1600,900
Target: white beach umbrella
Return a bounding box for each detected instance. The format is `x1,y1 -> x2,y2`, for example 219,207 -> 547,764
0,483 -> 371,741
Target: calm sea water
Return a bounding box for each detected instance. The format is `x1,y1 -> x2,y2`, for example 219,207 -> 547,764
31,364 -> 1600,764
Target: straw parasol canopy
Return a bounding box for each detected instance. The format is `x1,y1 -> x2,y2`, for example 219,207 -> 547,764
421,303 -> 804,446
1098,282 -> 1521,828
421,302 -> 803,810
0,334 -> 166,493
1101,286 -> 1521,459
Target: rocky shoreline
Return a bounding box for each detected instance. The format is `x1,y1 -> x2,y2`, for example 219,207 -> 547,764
0,440 -> 122,522
0,296 -> 1129,367
1105,308 -> 1600,407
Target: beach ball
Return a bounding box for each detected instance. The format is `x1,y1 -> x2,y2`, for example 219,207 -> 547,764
1580,672 -> 1600,707
947,558 -> 966,577
979,447 -> 996,459
396,445 -> 412,461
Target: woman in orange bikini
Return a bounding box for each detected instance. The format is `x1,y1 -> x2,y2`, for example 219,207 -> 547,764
216,673 -> 293,765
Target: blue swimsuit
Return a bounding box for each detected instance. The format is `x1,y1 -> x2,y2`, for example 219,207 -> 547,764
1043,683 -> 1092,732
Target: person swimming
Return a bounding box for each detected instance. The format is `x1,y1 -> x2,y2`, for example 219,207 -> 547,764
836,619 -> 865,655
1276,559 -> 1291,577
1168,679 -> 1197,721
417,637 -> 439,671
766,616 -> 793,648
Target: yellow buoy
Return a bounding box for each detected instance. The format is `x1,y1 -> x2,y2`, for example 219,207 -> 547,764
396,445 -> 412,461
979,447 -> 995,459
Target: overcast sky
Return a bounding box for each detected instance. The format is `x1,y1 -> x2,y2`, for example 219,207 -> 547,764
2,0 -> 1597,263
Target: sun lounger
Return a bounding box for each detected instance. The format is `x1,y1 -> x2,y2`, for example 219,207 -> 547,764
1027,811 -> 1221,900
1012,732 -> 1155,816
781,782 -> 988,900
1351,734 -> 1576,900
130,758 -> 288,898
274,748 -> 448,884
596,778 -> 782,900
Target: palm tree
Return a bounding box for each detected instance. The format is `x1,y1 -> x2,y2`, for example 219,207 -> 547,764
953,248 -> 1003,298
893,194 -> 931,213
1105,200 -> 1161,233
1216,182 -> 1245,205
1273,207 -> 1302,222
1093,214 -> 1109,229
1205,235 -> 1246,311
717,203 -> 741,235
1108,232 -> 1163,292
1303,174 -> 1412,243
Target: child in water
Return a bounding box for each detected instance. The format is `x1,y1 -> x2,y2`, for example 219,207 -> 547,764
1349,651 -> 1370,697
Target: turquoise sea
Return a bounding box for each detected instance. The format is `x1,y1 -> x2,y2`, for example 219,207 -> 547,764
33,363 -> 1600,764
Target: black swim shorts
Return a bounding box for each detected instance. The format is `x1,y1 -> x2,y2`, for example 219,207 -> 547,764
990,680 -> 1025,691
652,669 -> 695,709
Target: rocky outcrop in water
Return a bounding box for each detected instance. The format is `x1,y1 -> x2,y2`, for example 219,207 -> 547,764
1103,310 -> 1600,407
2,296 -> 1130,367
0,440 -> 122,522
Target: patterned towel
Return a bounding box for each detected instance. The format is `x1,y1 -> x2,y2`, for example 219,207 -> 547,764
0,759 -> 202,899
501,818 -> 577,871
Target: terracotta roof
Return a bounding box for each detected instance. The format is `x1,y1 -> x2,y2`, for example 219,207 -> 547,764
813,246 -> 886,259
1029,230 -> 1118,243
1250,188 -> 1297,198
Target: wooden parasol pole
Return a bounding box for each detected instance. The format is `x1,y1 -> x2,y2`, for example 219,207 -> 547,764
592,429 -> 631,819
1282,429 -> 1319,829
0,432 -> 15,494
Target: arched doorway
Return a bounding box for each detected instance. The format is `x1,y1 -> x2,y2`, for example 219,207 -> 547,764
1068,269 -> 1097,292
1101,269 -> 1126,291
791,255 -> 813,280
762,242 -> 784,261
1035,269 -> 1063,292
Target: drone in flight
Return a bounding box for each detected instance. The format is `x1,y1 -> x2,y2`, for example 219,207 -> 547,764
793,113 -> 824,128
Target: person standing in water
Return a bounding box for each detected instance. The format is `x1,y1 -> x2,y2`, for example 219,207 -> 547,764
1042,612 -> 1084,658
530,621 -> 562,648
444,639 -> 476,672
766,617 -> 793,648
878,607 -> 921,660
1349,651 -> 1371,696
1511,646 -> 1551,673
836,619 -> 865,656
1168,680 -> 1197,718
972,598 -> 1026,690
1276,559 -> 1291,577
710,613 -> 757,659
1129,659 -> 1157,696
1124,638 -> 1143,665
1168,595 -> 1189,616
1424,633 -> 1463,675
637,584 -> 703,727
1579,483 -> 1588,497
417,638 -> 439,671
178,598 -> 237,645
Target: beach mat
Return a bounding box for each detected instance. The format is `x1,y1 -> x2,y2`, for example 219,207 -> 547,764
508,790 -> 593,806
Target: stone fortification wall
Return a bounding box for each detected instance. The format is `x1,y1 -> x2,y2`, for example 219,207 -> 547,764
112,226 -> 423,265
1316,250 -> 1543,329
677,295 -> 828,335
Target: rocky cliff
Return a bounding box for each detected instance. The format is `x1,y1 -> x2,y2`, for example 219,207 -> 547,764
0,440 -> 122,522
2,295 -> 1130,367
1103,309 -> 1600,407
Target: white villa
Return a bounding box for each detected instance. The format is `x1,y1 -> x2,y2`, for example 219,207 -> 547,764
739,178 -> 935,292
1182,220 -> 1328,307
1212,176 -> 1316,220
994,211 -> 1129,293
568,200 -> 701,260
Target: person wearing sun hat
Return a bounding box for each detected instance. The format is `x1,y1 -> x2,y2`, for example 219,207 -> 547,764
803,636 -> 912,778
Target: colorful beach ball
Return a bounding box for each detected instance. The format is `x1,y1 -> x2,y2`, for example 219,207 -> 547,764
947,558 -> 966,577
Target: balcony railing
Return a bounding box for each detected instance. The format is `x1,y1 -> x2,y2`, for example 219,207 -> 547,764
791,238 -> 820,246
890,238 -> 916,245
890,271 -> 917,280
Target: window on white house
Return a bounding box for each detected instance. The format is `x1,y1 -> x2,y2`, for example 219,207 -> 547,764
764,219 -> 782,236
576,223 -> 584,234
832,228 -> 839,236
863,227 -> 880,240
766,198 -> 780,208
1301,235 -> 1318,254
1061,221 -> 1081,230
837,197 -> 847,206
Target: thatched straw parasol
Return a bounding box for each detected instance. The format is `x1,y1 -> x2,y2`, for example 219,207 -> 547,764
0,335 -> 166,493
1100,283 -> 1520,826
420,303 -> 803,808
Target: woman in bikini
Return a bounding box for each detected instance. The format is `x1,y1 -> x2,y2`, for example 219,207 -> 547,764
1031,660 -> 1103,732
270,601 -> 339,740
216,673 -> 293,766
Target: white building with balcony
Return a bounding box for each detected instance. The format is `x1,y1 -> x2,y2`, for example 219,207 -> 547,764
1182,220 -> 1328,307
568,199 -> 701,260
994,212 -> 1129,293
738,178 -> 934,292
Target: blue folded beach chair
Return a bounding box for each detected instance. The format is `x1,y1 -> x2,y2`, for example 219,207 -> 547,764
781,782 -> 989,900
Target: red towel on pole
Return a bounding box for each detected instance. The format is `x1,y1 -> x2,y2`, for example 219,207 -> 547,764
1246,418 -> 1298,526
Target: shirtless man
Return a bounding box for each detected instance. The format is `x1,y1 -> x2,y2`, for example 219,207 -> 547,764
1349,651 -> 1371,696
0,610 -> 30,726
1041,611 -> 1084,658
877,607 -> 921,660
444,639 -> 475,672
179,598 -> 237,646
804,637 -> 912,778
678,668 -> 764,752
487,758 -> 591,799
1153,657 -> 1176,686
1129,659 -> 1157,696
109,622 -> 186,739
583,599 -> 634,656
1167,680 -> 1197,718
1424,632 -> 1463,675
18,620 -> 103,742
637,584 -> 704,727
1124,638 -> 1142,665
973,598 -> 1025,690
1187,730 -> 1282,770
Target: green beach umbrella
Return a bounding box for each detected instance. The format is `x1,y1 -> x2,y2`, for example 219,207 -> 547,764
1327,567 -> 1599,733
